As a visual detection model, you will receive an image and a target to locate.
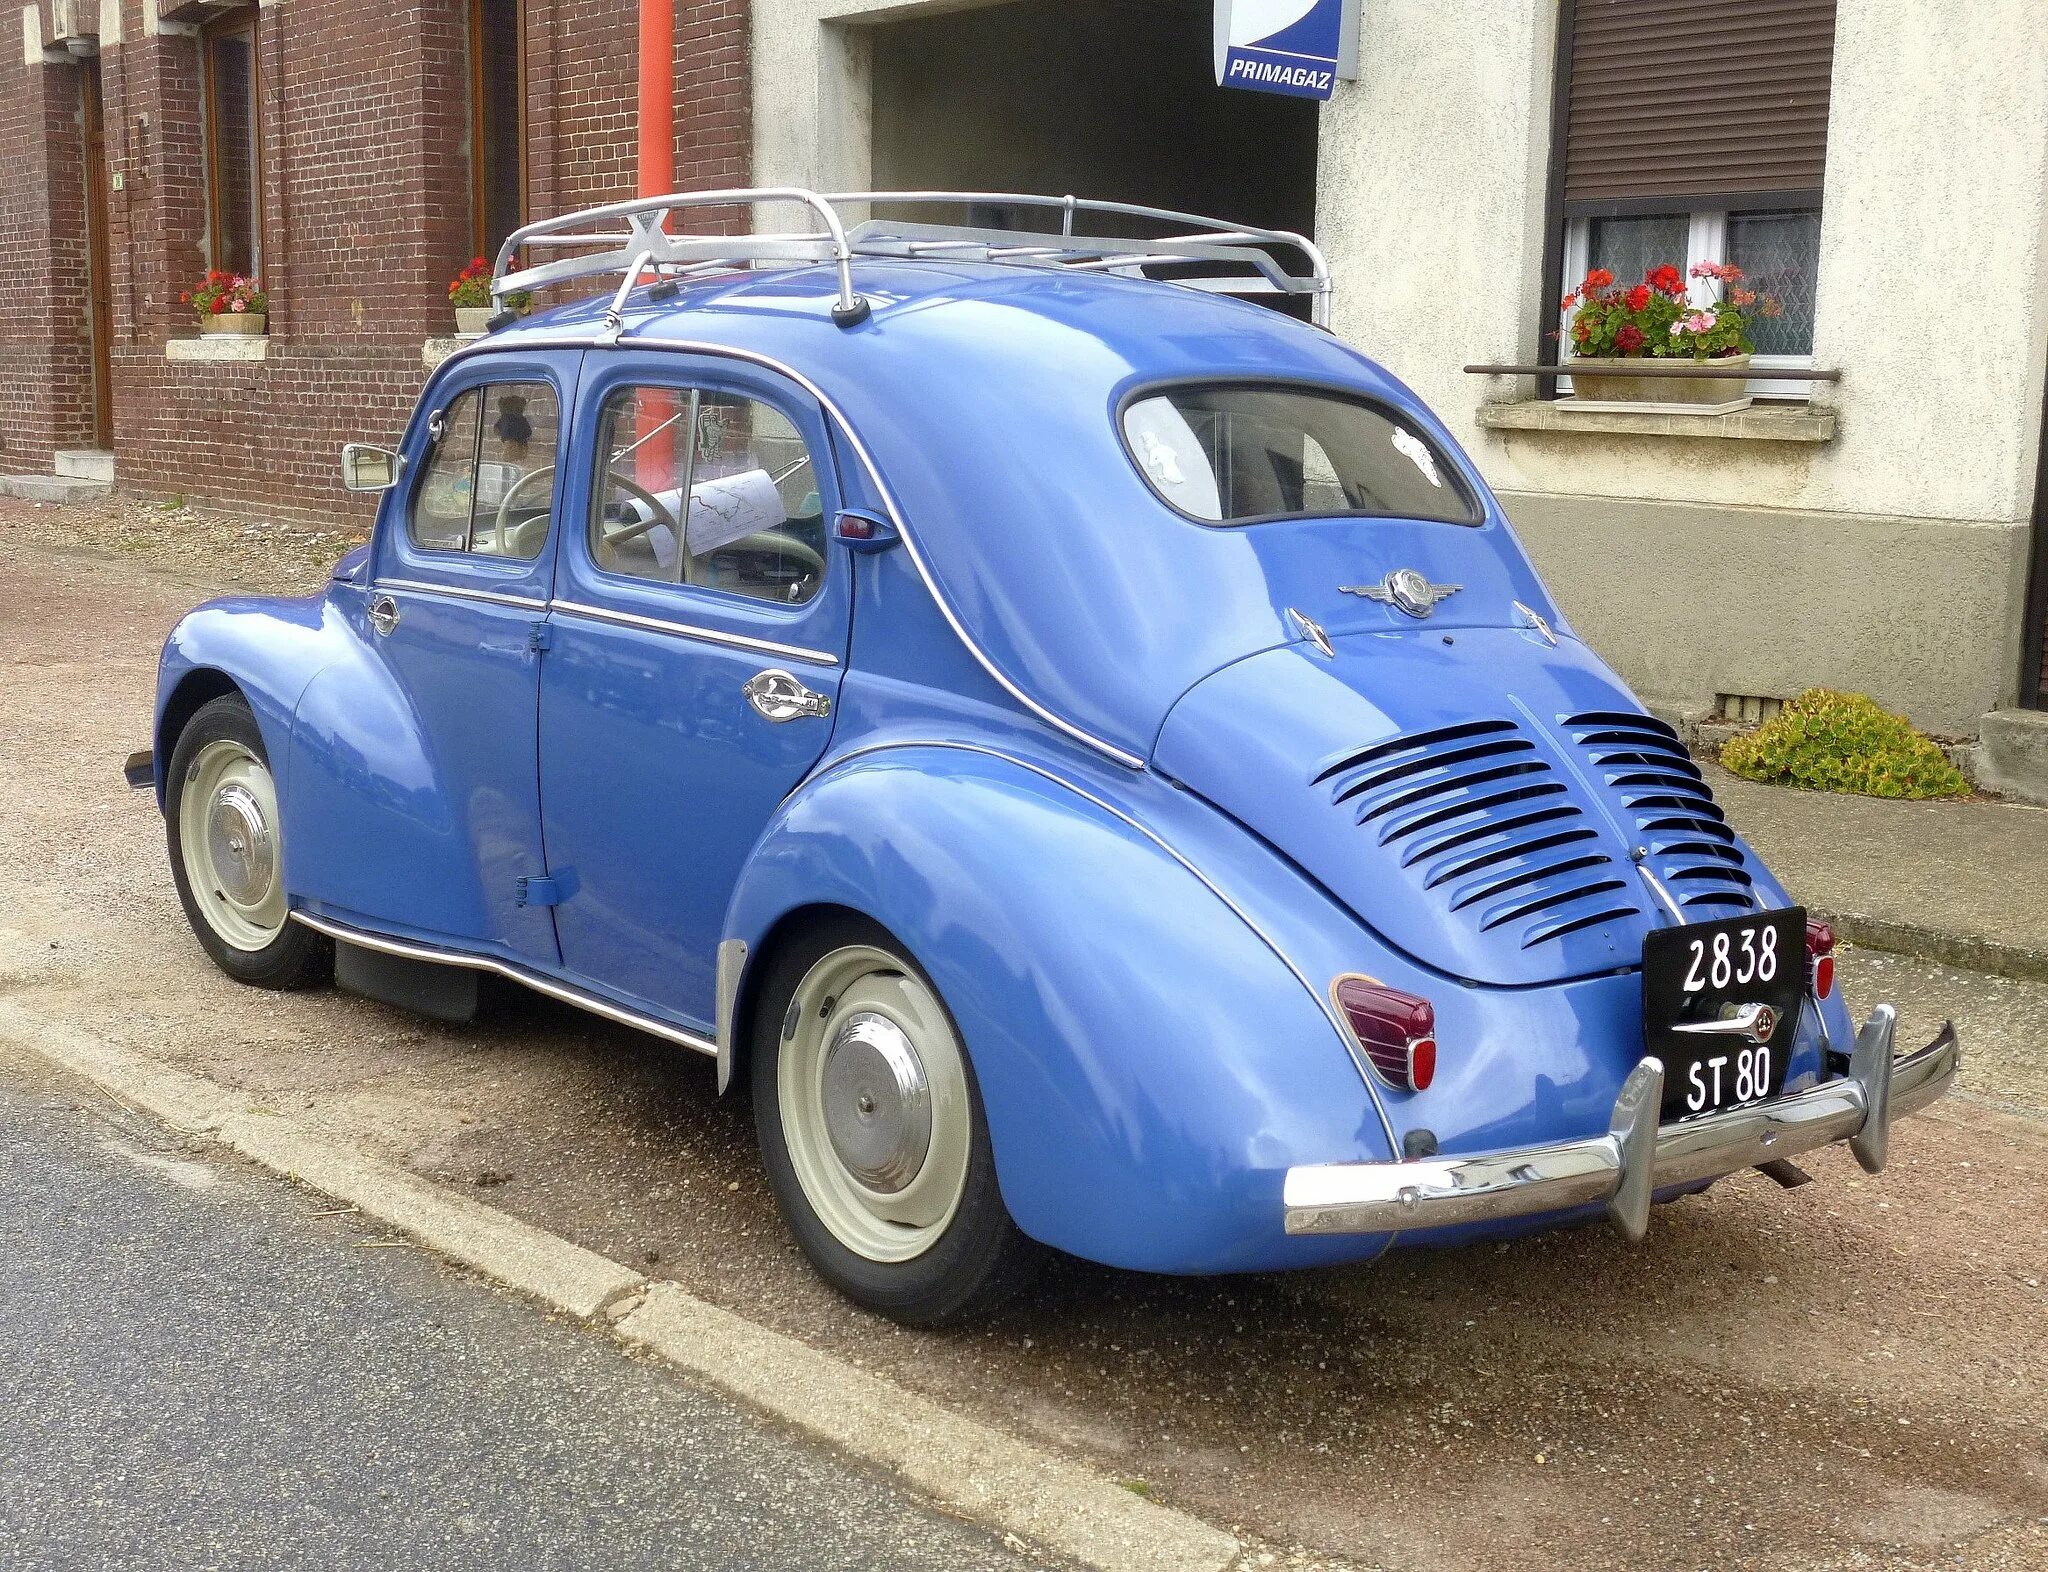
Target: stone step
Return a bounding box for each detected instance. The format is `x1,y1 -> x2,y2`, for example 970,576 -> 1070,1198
0,473 -> 113,504
53,448 -> 115,482
1971,708 -> 2048,806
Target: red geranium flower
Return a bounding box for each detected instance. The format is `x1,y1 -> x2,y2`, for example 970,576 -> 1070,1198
1615,324 -> 1645,353
1626,284 -> 1650,312
1647,264 -> 1684,297
1585,268 -> 1614,290
1560,290 -> 1578,311
211,296 -> 228,314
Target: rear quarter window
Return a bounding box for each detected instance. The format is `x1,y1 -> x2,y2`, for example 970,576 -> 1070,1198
1121,385 -> 1481,527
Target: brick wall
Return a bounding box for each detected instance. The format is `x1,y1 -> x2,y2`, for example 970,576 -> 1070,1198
1,0 -> 751,523
0,6 -> 97,468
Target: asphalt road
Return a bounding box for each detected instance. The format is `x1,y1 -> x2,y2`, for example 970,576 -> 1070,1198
2,515 -> 2046,1571
0,1046 -> 1054,1572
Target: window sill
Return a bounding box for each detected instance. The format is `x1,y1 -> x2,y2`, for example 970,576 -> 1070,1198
1476,399 -> 1835,444
166,334 -> 270,364
422,335 -> 482,371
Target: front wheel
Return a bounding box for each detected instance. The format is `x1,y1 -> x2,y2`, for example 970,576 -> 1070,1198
164,693 -> 331,990
752,916 -> 1040,1324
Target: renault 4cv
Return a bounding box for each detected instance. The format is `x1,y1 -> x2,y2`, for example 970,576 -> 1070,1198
131,190 -> 1957,1323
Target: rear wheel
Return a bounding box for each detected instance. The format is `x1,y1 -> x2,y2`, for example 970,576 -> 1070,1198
165,693 -> 331,990
752,915 -> 1040,1324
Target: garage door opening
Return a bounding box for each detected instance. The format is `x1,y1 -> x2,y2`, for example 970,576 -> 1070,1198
866,0 -> 1319,246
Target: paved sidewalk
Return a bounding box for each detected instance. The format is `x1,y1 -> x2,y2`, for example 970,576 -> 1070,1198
1710,762 -> 2048,983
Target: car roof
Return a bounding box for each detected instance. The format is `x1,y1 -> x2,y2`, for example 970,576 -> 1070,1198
478,261 -> 1508,764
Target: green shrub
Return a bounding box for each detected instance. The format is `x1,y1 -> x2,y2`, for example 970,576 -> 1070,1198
1718,688 -> 1967,799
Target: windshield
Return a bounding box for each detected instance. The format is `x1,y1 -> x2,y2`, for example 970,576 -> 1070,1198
1121,385 -> 1481,527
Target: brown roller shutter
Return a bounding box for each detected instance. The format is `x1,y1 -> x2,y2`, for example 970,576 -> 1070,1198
1563,0 -> 1835,209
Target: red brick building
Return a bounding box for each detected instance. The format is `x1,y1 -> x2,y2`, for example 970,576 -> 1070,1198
1,0 -> 748,524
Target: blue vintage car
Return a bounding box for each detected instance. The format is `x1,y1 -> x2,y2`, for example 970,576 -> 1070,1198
134,191 -> 1957,1323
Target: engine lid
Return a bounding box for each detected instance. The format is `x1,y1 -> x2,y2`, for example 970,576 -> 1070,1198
1153,626 -> 1767,986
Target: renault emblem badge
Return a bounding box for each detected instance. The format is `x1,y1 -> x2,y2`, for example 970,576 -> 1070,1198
1341,568 -> 1462,618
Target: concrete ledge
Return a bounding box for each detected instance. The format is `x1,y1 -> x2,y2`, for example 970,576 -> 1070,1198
1478,399 -> 1836,443
617,1284 -> 1243,1572
0,474 -> 112,504
217,1112 -> 647,1320
167,334 -> 270,363
1972,709 -> 2048,806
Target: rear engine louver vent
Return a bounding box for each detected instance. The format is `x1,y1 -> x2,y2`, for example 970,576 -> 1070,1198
1561,711 -> 1756,913
1313,719 -> 1643,950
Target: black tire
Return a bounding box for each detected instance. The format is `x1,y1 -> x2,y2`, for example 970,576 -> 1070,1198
751,914 -> 1042,1325
164,693 -> 332,991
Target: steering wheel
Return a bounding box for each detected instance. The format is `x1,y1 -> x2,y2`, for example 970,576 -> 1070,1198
596,473 -> 827,589
595,470 -> 699,584
490,464 -> 556,557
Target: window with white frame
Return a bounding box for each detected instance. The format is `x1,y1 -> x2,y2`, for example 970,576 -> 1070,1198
1548,0 -> 1835,400
1561,205 -> 1822,396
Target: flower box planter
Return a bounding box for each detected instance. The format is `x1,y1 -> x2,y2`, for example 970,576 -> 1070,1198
1565,355 -> 1753,416
454,306 -> 495,337
200,313 -> 267,337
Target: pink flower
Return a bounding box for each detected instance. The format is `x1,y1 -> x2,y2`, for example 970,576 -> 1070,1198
1683,311 -> 1716,334
231,300 -> 248,313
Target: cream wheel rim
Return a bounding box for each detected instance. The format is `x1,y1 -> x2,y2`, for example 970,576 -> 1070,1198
777,944 -> 972,1263
178,738 -> 287,952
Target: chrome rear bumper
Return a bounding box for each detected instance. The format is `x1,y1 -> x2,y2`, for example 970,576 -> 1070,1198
1283,1005 -> 1958,1240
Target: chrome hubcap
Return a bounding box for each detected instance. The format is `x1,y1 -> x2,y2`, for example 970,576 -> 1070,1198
206,784 -> 275,906
821,1011 -> 932,1194
177,739 -> 287,952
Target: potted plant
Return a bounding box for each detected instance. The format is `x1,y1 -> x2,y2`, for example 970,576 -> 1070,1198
449,257 -> 530,335
181,271 -> 267,336
1559,262 -> 1781,413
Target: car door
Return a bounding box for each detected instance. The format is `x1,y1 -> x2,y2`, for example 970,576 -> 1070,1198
538,354 -> 851,1025
318,351 -> 579,965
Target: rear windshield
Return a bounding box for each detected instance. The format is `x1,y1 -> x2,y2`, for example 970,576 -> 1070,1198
1120,385 -> 1481,527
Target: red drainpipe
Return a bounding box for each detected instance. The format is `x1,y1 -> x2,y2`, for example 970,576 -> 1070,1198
639,0 -> 676,201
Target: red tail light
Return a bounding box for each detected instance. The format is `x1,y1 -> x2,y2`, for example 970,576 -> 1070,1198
1331,975 -> 1437,1091
1805,918 -> 1836,999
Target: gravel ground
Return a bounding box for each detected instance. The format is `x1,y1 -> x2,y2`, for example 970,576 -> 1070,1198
1,519 -> 2044,1572
0,493 -> 363,597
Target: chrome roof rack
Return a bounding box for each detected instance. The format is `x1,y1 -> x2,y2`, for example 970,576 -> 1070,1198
491,188 -> 1332,333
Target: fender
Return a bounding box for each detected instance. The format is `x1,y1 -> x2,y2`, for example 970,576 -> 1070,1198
722,741 -> 1400,1274
153,593 -> 343,812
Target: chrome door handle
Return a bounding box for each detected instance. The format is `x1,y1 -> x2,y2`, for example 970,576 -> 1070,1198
368,594 -> 401,637
743,668 -> 831,723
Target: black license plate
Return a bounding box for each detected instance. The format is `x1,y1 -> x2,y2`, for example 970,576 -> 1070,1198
1642,907 -> 1804,1122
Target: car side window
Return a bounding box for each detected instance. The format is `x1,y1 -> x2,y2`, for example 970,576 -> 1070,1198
408,381 -> 559,561
589,384 -> 826,606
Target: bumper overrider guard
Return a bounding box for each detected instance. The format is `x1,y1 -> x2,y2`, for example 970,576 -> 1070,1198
1284,1005 -> 1959,1240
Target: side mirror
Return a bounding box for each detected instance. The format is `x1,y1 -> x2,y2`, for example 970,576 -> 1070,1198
341,443 -> 405,494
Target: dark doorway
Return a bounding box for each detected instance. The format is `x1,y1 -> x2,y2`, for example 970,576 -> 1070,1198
80,59 -> 114,450
866,0 -> 1319,244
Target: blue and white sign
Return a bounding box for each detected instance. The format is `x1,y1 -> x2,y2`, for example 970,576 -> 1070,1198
1214,0 -> 1358,101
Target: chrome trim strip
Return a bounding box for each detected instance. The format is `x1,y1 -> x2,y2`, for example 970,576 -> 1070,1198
376,577 -> 548,612
550,598 -> 841,668
434,331 -> 1146,769
1282,1011 -> 1958,1238
806,739 -> 1402,1155
291,911 -> 719,1059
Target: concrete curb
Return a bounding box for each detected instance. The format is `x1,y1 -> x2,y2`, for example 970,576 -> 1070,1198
0,1000 -> 1246,1572
615,1284 -> 1242,1572
1824,911 -> 2048,988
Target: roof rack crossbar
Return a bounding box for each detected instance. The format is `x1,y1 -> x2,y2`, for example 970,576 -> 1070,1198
489,187 -> 1333,329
